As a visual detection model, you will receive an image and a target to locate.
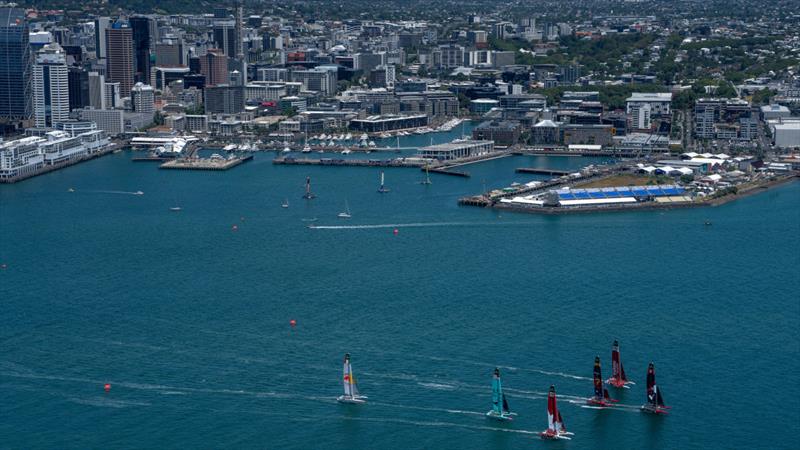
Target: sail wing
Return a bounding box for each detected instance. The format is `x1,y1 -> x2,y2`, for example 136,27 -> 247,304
547,386 -> 558,431
491,374 -> 502,413
656,387 -> 665,407
343,358 -> 353,397
611,342 -> 621,380
646,363 -> 657,405
620,363 -> 628,382
593,357 -> 603,397
502,393 -> 510,414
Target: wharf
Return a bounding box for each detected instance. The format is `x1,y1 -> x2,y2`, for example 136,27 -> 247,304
515,167 -> 571,176
1,144 -> 117,184
159,155 -> 253,171
515,147 -> 669,158
273,157 -> 423,168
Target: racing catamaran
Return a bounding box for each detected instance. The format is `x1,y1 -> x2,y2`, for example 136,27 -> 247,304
641,362 -> 669,414
302,176 -> 316,199
486,368 -> 514,421
377,171 -> 390,193
587,356 -> 617,407
540,385 -> 573,440
606,340 -> 634,389
337,353 -> 366,404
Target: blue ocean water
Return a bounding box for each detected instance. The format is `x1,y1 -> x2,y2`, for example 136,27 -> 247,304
1,132 -> 798,448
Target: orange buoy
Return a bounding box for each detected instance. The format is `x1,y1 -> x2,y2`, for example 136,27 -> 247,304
104,383 -> 111,392
289,319 -> 297,327
393,229 -> 399,235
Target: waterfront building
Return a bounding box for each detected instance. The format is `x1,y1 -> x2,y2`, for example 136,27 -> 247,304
626,92 -> 672,117
694,98 -> 755,140
33,43 -> 70,128
470,98 -> 499,115
532,119 -> 560,145
78,108 -> 124,136
472,120 -> 522,145
105,23 -> 134,97
0,129 -> 110,181
0,7 -> 32,128
773,122 -> 800,148
419,140 -> 494,161
561,124 -> 614,147
279,96 -> 307,113
349,114 -> 428,133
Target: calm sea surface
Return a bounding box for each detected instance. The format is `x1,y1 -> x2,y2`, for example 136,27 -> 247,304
1,127 -> 799,449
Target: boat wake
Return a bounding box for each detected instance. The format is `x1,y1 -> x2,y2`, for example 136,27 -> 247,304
417,382 -> 458,391
338,416 -> 540,436
369,401 -> 484,417
84,190 -> 144,196
308,222 -> 492,230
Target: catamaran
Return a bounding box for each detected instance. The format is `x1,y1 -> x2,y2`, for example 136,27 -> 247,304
486,368 -> 514,421
641,362 -> 670,414
606,340 -> 634,389
338,200 -> 352,218
587,356 -> 617,407
302,176 -> 316,199
420,165 -> 432,185
540,385 -> 573,440
377,171 -> 390,193
337,353 -> 367,404
281,198 -> 289,208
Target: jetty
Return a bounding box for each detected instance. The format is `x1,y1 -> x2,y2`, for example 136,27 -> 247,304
273,157 -> 424,168
515,167 -> 571,176
160,155 -> 253,171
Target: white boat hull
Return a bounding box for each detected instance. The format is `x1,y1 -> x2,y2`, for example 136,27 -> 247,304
485,411 -> 514,421
337,395 -> 366,404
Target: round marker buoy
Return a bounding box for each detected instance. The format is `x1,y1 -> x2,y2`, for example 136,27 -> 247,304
393,229 -> 399,235
289,319 -> 297,327
104,383 -> 111,392
0,263 -> 6,270
232,224 -> 238,231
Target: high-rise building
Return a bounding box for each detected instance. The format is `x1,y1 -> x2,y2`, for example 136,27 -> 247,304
155,41 -> 184,66
213,20 -> 237,57
68,66 -> 90,110
88,72 -> 105,109
0,7 -> 33,126
130,17 -> 154,83
105,22 -> 134,97
199,49 -> 228,86
131,82 -> 155,114
104,81 -> 121,108
33,43 -> 70,128
94,17 -> 111,59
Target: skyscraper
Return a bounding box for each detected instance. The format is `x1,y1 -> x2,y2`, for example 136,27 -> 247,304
94,17 -> 110,59
68,66 -> 90,110
131,82 -> 155,114
129,17 -> 153,83
88,71 -> 105,109
199,49 -> 228,86
213,20 -> 237,57
0,7 -> 32,126
105,22 -> 134,98
33,43 -> 69,127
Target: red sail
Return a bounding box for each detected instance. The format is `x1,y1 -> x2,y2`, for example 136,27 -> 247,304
547,385 -> 558,431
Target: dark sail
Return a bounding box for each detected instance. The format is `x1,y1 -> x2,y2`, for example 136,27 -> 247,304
593,356 -> 603,397
502,393 -> 510,413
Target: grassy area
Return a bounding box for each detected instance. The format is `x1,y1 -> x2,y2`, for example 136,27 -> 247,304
578,174 -> 674,188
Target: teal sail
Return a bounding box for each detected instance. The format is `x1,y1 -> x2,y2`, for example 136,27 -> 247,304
491,368 -> 503,414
